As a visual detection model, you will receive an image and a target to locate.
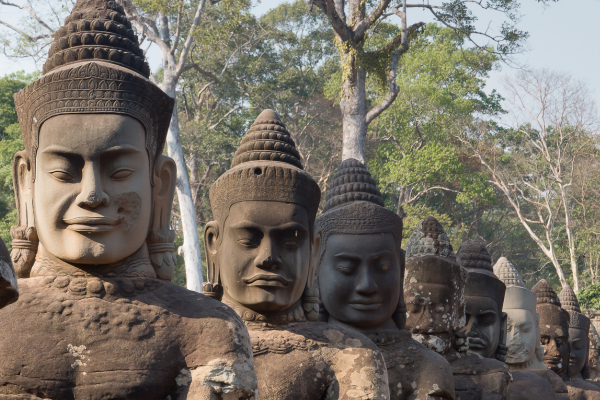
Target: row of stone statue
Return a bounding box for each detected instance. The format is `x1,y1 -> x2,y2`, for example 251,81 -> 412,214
0,1 -> 598,398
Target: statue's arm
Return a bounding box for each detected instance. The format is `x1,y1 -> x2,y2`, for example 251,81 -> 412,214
176,310 -> 258,400
326,344 -> 390,400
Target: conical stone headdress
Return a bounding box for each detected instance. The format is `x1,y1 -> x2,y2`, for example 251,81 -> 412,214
316,158 -> 402,250
560,285 -> 590,331
405,216 -> 455,260
209,109 -> 321,242
13,0 -> 174,180
493,257 -> 525,287
457,240 -> 506,308
404,216 -> 467,332
493,257 -> 536,310
533,280 -> 561,307
533,279 -> 569,328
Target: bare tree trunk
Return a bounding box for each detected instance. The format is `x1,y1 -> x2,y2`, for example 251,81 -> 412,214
340,63 -> 368,162
560,185 -> 579,291
164,99 -> 203,292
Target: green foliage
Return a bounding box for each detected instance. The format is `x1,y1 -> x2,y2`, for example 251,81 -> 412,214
0,72 -> 35,248
577,284 -> 600,310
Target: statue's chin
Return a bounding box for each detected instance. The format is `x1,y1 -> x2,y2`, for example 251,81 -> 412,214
44,234 -> 144,265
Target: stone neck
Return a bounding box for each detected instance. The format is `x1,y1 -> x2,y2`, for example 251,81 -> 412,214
222,294 -> 306,324
364,329 -> 412,347
570,373 -> 584,381
30,243 -> 157,278
507,354 -> 546,370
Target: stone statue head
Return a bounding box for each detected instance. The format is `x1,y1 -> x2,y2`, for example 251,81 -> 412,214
533,279 -> 570,378
456,240 -> 507,361
11,0 -> 177,280
0,237 -> 18,308
204,110 -> 321,319
560,285 -> 591,379
589,324 -> 600,380
314,159 -> 404,332
403,216 -> 467,353
493,257 -> 546,370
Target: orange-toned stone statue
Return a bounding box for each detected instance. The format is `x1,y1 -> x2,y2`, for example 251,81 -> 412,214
0,1 -> 257,398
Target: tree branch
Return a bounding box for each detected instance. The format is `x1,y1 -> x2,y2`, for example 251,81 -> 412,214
0,19 -> 51,41
353,0 -> 393,40
311,0 -> 353,42
175,0 -> 209,75
0,0 -> 54,34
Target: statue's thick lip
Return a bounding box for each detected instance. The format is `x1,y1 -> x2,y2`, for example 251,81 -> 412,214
243,273 -> 290,287
467,337 -> 488,349
348,300 -> 383,311
63,216 -> 121,232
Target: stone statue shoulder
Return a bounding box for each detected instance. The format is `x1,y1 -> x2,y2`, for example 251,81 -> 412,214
367,330 -> 455,400
0,277 -> 256,399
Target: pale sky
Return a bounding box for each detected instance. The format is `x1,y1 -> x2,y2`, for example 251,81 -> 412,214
1,0 -> 599,106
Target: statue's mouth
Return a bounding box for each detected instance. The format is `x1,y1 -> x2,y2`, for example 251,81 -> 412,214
243,274 -> 290,287
64,216 -> 122,232
544,356 -> 563,367
467,337 -> 488,349
348,299 -> 383,311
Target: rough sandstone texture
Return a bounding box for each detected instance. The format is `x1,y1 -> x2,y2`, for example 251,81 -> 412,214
404,217 -> 511,400
0,237 -> 18,309
207,111 -> 390,399
0,277 -> 256,399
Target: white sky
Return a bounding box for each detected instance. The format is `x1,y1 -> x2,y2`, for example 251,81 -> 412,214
1,0 -> 599,106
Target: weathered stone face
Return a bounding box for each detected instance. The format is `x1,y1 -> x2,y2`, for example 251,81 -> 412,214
539,309 -> 570,376
34,114 -> 152,265
570,327 -> 589,378
215,200 -> 311,313
463,295 -> 503,359
318,232 -> 401,331
506,309 -> 538,364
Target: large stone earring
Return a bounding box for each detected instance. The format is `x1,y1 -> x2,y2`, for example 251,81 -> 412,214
202,280 -> 222,301
147,228 -> 176,280
495,343 -> 508,362
302,287 -> 320,321
10,225 -> 38,278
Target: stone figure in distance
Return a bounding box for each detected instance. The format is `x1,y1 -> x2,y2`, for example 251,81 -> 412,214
203,109 -> 390,400
315,159 -> 455,400
0,0 -> 258,398
403,217 -> 511,400
456,240 -> 508,362
560,285 -> 600,399
494,257 -> 569,400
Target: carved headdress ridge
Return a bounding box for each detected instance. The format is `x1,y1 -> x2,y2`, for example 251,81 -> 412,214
493,257 -> 525,287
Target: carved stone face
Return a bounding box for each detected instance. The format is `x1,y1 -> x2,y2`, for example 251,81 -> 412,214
318,233 -> 401,331
406,283 -> 454,334
463,296 -> 503,359
33,114 -> 152,264
569,328 -> 589,377
506,309 -> 537,364
215,201 -> 311,313
540,323 -> 570,375
589,347 -> 600,378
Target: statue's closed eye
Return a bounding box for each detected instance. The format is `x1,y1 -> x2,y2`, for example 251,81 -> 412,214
50,170 -> 74,181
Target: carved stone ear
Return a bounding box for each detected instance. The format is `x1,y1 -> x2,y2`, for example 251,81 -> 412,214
11,151 -> 37,278
147,155 -> 177,280
203,221 -> 222,300
308,228 -> 322,289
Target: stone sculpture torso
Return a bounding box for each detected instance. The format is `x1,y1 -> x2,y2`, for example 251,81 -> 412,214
0,275 -> 254,399
367,330 -> 455,400
226,303 -> 388,400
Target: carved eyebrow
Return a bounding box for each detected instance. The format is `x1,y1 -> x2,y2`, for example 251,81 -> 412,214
477,310 -> 497,316
334,250 -> 394,261
102,145 -> 143,155
229,221 -> 308,232
41,144 -> 142,156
